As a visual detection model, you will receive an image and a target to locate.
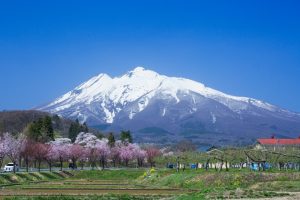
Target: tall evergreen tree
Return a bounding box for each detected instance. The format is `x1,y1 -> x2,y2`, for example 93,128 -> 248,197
36,118 -> 43,131
120,130 -> 132,143
42,116 -> 54,141
26,121 -> 41,141
69,121 -> 79,142
68,119 -> 90,142
52,114 -> 62,130
108,132 -> 115,147
82,122 -> 89,132
25,116 -> 54,142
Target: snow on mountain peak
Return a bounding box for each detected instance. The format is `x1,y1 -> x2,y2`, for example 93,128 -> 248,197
39,66 -> 283,123
125,66 -> 159,78
78,73 -> 112,90
132,66 -> 145,72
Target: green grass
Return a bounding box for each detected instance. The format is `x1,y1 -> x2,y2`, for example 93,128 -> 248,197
72,169 -> 144,180
253,180 -> 300,192
1,169 -> 300,199
51,171 -> 66,178
0,171 -> 74,186
137,168 -> 300,199
15,173 -> 36,181
39,172 -> 61,180
4,194 -> 165,200
1,173 -> 20,183
28,173 -> 44,180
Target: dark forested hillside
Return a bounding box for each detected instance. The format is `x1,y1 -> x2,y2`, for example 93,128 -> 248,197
0,110 -> 85,138
0,110 -> 49,134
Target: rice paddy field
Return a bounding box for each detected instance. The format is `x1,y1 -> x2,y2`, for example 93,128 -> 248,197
0,169 -> 299,199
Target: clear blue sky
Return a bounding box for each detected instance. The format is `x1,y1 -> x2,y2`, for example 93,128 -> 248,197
1,0 -> 300,112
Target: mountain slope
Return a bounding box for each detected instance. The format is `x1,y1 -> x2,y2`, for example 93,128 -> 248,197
0,110 -> 72,136
37,67 -> 300,145
0,110 -> 100,138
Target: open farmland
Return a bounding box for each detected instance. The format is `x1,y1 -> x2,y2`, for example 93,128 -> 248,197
0,169 -> 300,200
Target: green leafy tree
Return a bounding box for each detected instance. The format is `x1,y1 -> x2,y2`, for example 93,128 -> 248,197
108,132 -> 115,147
52,114 -> 62,130
68,119 -> 90,142
120,130 -> 132,143
25,116 -> 54,142
25,121 -> 41,141
42,116 -> 54,141
82,122 -> 89,132
69,120 -> 80,142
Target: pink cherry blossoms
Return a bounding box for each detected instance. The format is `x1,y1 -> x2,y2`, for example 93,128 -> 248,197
0,132 -> 161,172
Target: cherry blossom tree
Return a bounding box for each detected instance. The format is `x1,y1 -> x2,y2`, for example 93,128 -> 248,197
87,147 -> 98,170
110,145 -> 121,167
45,144 -> 58,171
75,132 -> 100,147
55,144 -> 70,171
49,138 -> 71,145
110,140 -> 125,167
21,139 -> 36,172
119,143 -> 135,167
69,144 -> 84,169
95,139 -> 110,170
74,133 -> 148,169
78,147 -> 88,170
78,133 -> 111,170
132,144 -> 146,167
145,147 -> 161,167
48,138 -> 71,171
0,136 -> 6,169
3,133 -> 25,173
32,143 -> 49,172
112,142 -> 146,167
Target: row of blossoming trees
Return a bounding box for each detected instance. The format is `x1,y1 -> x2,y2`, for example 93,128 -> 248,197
0,132 -> 161,173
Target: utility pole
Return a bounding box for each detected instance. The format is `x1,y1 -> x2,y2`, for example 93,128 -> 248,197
176,156 -> 179,173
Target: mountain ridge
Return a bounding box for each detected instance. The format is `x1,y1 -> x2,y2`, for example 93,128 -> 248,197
37,67 -> 300,145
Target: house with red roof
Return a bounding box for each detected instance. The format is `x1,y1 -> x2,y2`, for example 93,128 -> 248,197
256,136 -> 300,150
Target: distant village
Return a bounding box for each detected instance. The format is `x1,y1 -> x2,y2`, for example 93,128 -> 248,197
167,136 -> 300,172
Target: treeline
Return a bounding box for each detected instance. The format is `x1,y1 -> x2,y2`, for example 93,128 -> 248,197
0,110 -> 50,134
0,110 -> 135,146
0,132 -> 161,173
24,116 -> 54,142
0,110 -> 86,141
24,116 -> 91,143
68,119 -> 89,142
156,145 -> 300,171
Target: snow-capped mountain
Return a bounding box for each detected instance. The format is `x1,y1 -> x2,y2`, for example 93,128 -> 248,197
38,67 -> 300,146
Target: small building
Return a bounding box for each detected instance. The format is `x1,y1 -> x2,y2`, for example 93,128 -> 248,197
256,136 -> 300,151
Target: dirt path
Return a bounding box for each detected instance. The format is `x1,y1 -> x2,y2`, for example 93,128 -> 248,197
0,179 -> 194,198
0,188 -> 188,195
234,192 -> 300,200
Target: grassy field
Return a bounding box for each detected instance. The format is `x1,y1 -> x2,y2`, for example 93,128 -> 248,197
0,169 -> 299,199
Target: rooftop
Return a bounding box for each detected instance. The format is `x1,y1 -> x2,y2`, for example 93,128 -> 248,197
257,137 -> 300,145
